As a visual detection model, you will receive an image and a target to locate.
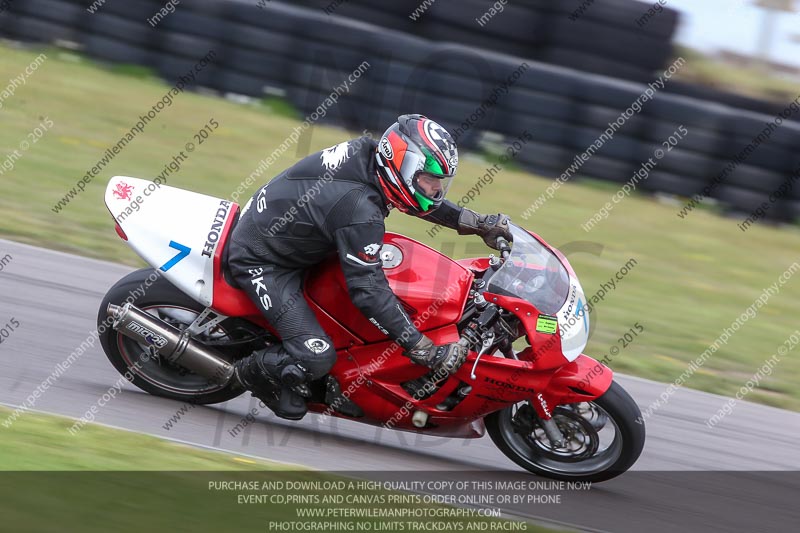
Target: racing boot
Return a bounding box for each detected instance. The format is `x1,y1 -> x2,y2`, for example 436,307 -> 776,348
234,349 -> 312,421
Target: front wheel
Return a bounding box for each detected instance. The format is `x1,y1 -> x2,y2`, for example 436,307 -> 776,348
485,380 -> 645,483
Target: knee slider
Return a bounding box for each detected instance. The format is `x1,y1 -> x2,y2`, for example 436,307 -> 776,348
306,351 -> 337,380
297,346 -> 337,380
285,336 -> 337,380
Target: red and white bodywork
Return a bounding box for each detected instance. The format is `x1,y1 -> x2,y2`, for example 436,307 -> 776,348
104,176 -> 607,435
105,176 -> 237,308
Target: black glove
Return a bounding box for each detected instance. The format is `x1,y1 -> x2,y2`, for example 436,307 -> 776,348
404,335 -> 468,375
457,208 -> 512,250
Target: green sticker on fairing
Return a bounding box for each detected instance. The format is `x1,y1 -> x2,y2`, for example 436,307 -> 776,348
536,315 -> 558,334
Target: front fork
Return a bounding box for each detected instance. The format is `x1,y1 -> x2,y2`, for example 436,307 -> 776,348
529,353 -> 614,447
524,362 -> 613,448
509,400 -> 565,448
528,393 -> 566,448
538,413 -> 566,447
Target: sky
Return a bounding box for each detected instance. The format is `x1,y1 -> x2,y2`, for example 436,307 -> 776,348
666,0 -> 800,66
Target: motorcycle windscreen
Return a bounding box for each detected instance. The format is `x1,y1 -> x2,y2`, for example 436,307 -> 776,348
486,224 -> 588,361
485,224 -> 570,315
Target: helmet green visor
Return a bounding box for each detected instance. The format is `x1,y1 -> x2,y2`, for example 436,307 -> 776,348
403,148 -> 455,213
412,172 -> 454,212
421,148 -> 454,177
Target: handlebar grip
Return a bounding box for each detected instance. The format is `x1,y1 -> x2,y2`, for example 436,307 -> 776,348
496,237 -> 511,259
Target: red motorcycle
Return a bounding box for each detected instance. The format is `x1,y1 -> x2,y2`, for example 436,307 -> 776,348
99,176 -> 644,482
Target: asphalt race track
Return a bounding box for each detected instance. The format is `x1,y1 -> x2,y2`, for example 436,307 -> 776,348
1,239 -> 798,532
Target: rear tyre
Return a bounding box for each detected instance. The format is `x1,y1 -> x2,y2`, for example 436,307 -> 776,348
486,381 -> 645,482
97,268 -> 268,404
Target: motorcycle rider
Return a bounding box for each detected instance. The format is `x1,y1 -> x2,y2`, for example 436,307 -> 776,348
228,114 -> 512,420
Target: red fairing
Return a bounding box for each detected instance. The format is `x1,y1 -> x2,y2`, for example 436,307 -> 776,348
455,256 -> 490,273
484,292 -> 569,370
544,354 -> 613,407
209,204 -> 262,319
304,233 -> 473,344
205,214 -> 610,433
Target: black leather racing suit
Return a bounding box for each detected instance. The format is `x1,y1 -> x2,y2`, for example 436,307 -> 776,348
227,136 -> 464,380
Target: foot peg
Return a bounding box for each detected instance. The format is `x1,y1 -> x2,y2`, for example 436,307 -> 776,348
281,364 -> 312,398
324,375 -> 364,417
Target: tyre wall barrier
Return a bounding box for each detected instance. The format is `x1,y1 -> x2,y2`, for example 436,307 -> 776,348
1,0 -> 797,221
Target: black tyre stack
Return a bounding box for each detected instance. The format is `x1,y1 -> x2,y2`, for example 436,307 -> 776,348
714,112 -> 800,219
1,0 -> 799,222
215,2 -> 300,98
423,0 -> 546,61
276,0 -> 679,83
286,5 -> 378,130
6,0 -> 85,44
285,0 -> 418,34
84,0 -> 161,67
155,0 -> 226,89
637,91 -> 730,198
537,0 -> 678,82
492,59 -> 580,177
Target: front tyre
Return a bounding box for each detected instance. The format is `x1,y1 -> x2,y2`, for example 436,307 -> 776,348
486,381 -> 645,483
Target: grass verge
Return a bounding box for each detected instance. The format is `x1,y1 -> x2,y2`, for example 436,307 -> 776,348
0,407 -> 552,532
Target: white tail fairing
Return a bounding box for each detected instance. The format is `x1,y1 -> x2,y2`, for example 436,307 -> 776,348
104,176 -> 237,306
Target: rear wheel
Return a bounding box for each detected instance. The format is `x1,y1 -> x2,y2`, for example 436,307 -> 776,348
97,268 -> 269,404
486,381 -> 645,482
